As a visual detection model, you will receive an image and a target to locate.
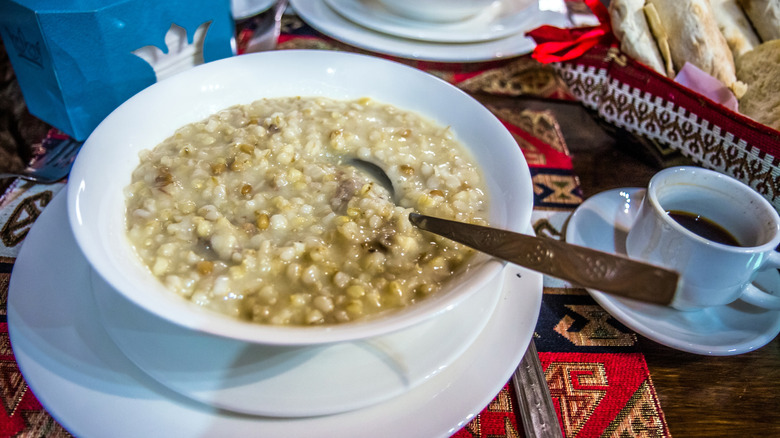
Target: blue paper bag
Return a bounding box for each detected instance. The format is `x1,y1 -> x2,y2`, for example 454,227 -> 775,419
0,0 -> 235,140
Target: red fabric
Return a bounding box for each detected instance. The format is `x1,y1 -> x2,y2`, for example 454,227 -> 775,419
0,322 -> 44,437
502,120 -> 574,170
529,0 -> 614,63
540,352 -> 669,437
450,384 -> 520,438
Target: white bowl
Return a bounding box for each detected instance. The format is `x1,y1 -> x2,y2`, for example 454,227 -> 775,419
67,50 -> 533,345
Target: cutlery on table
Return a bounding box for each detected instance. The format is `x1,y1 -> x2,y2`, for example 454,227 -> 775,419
0,138 -> 81,184
514,340 -> 563,438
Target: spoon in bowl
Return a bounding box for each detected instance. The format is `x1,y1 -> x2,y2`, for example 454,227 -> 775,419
349,158 -> 680,306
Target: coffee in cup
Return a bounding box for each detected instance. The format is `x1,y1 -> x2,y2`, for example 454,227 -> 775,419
625,166 -> 780,311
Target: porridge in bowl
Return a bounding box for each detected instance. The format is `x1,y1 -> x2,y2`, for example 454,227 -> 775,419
125,96 -> 488,326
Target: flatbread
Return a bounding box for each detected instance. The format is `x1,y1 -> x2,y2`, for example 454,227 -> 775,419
738,0 -> 780,42
712,0 -> 762,59
736,40 -> 780,130
643,3 -> 675,77
608,0 -> 669,76
646,0 -> 746,97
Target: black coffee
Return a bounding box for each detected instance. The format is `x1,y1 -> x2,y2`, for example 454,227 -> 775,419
666,210 -> 742,246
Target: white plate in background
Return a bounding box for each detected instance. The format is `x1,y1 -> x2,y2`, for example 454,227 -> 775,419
324,0 -> 539,43
291,0 -> 569,62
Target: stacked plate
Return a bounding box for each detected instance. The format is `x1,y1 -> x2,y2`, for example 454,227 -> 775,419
290,0 -> 571,62
8,50 -> 545,436
8,193 -> 543,437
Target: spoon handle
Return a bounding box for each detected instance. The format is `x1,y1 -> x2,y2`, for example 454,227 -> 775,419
514,340 -> 563,438
409,213 -> 679,305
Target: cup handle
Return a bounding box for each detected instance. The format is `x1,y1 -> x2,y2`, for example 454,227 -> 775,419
740,251 -> 780,310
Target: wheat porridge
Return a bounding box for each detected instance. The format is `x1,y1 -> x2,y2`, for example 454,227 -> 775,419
125,96 -> 488,326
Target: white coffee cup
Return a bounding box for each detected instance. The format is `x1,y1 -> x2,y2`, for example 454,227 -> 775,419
376,0 -> 498,23
625,166 -> 780,311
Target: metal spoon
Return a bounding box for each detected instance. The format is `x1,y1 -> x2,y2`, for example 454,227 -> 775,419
349,158 -> 680,305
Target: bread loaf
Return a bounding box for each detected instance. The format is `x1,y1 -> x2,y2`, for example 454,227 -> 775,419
645,0 -> 746,97
642,3 -> 675,77
608,0 -> 669,76
711,0 -> 762,59
738,0 -> 780,42
736,40 -> 780,130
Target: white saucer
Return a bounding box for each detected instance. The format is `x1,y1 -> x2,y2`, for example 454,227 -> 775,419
565,188 -> 780,356
290,0 -> 569,62
324,0 -> 539,43
8,190 -> 542,437
90,251 -> 502,417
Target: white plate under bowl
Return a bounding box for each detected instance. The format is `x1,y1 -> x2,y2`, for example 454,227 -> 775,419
324,0 -> 539,43
9,191 -> 543,437
90,255 -> 503,417
67,49 -> 534,346
565,188 -> 780,355
291,0 -> 568,62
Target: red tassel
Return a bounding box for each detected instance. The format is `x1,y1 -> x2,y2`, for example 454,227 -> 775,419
529,0 -> 614,63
